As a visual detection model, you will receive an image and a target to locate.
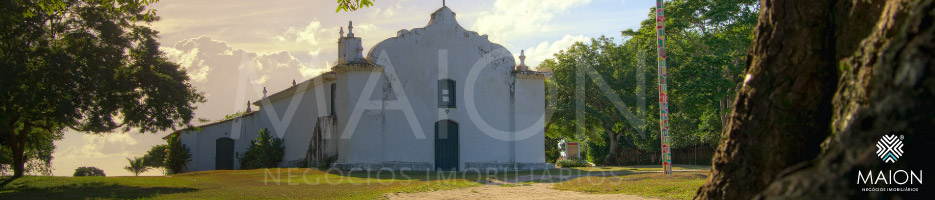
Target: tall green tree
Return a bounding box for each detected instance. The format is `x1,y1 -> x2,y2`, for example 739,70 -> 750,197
542,0 -> 757,165
142,144 -> 168,175
541,36 -> 650,165
0,0 -> 204,177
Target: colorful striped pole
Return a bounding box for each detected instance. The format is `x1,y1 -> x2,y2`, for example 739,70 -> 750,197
656,0 -> 673,175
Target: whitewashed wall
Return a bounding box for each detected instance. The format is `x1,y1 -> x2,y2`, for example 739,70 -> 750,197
181,6 -> 548,172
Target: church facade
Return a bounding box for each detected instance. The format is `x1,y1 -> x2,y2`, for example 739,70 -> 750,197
176,6 -> 552,172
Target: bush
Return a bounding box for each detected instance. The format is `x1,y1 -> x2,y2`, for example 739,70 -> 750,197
73,166 -> 106,176
545,137 -> 561,164
165,133 -> 192,174
237,128 -> 284,169
555,158 -> 589,168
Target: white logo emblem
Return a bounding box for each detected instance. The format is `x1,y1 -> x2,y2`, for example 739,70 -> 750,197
876,135 -> 903,163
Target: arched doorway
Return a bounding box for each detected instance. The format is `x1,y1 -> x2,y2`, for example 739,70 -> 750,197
434,120 -> 459,171
216,138 -> 234,170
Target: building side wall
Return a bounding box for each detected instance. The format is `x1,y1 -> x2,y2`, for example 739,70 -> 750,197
514,78 -> 546,163
338,71 -> 386,164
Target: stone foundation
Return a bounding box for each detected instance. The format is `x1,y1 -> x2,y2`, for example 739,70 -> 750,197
331,162 -> 433,171
463,162 -> 554,171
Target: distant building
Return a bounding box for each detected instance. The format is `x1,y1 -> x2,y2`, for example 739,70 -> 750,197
175,6 -> 551,172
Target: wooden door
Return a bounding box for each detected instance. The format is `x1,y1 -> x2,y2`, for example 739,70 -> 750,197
434,120 -> 459,171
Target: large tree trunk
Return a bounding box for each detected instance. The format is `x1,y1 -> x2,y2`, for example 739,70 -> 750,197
758,0 -> 934,198
11,122 -> 29,177
602,124 -> 622,165
605,132 -> 621,165
697,0 -> 935,199
695,0 -> 888,199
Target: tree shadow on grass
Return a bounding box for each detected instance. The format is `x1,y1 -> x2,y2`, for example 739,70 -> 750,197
0,181 -> 197,199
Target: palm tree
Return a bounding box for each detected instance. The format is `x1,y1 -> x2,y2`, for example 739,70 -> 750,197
124,157 -> 150,176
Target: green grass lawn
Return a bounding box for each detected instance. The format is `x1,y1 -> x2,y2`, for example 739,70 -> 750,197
0,165 -> 709,199
553,170 -> 709,200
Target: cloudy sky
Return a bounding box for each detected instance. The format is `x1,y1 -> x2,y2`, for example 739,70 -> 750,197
51,0 -> 655,176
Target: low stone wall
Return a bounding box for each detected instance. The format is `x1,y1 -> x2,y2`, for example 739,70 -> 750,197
464,162 -> 554,171
331,162 -> 433,171
331,162 -> 554,171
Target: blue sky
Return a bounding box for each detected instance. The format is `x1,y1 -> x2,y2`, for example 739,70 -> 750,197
50,0 -> 656,176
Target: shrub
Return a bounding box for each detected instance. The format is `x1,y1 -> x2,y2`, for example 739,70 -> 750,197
545,136 -> 561,163
124,157 -> 149,176
165,133 -> 192,174
555,158 -> 588,168
237,128 -> 284,169
73,166 -> 106,176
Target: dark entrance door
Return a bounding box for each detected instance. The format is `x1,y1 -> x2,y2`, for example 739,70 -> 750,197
435,120 -> 459,171
216,138 -> 234,170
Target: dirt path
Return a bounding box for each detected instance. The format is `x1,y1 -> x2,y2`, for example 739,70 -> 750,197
384,183 -> 658,200
384,170 -> 706,199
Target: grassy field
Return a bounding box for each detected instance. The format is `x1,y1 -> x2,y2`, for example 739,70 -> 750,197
0,165 -> 709,199
553,171 -> 709,200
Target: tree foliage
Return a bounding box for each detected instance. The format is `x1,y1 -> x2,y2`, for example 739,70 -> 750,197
542,0 -> 757,165
73,166 -> 105,177
335,0 -> 375,12
142,144 -> 168,175
237,128 -> 284,169
124,156 -> 149,176
0,0 -> 204,177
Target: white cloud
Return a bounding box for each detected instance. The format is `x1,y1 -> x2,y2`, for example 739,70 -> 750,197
53,133 -> 138,160
280,21 -> 326,46
367,7 -> 398,18
523,34 -> 590,69
472,0 -> 591,44
354,23 -> 379,33
160,36 -> 330,119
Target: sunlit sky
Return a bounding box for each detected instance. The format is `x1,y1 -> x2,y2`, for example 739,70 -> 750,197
51,0 -> 655,176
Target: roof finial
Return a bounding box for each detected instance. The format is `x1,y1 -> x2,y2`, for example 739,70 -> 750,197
443,0 -> 446,7
246,101 -> 252,112
347,21 -> 354,37
339,27 -> 344,37
519,50 -> 527,66
263,87 -> 267,97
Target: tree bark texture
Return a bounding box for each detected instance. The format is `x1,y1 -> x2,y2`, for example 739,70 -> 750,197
697,0 -> 934,198
758,0 -> 935,198
695,0 -> 842,198
696,0 -> 900,199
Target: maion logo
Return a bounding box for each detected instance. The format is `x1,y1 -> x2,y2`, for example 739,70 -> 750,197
875,135 -> 903,163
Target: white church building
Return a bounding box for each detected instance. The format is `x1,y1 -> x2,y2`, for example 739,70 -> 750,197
174,6 -> 552,172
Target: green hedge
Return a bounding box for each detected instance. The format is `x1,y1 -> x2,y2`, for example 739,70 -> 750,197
555,158 -> 588,168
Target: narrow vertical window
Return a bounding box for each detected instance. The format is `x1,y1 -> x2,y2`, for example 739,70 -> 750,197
438,79 -> 455,108
330,83 -> 336,116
